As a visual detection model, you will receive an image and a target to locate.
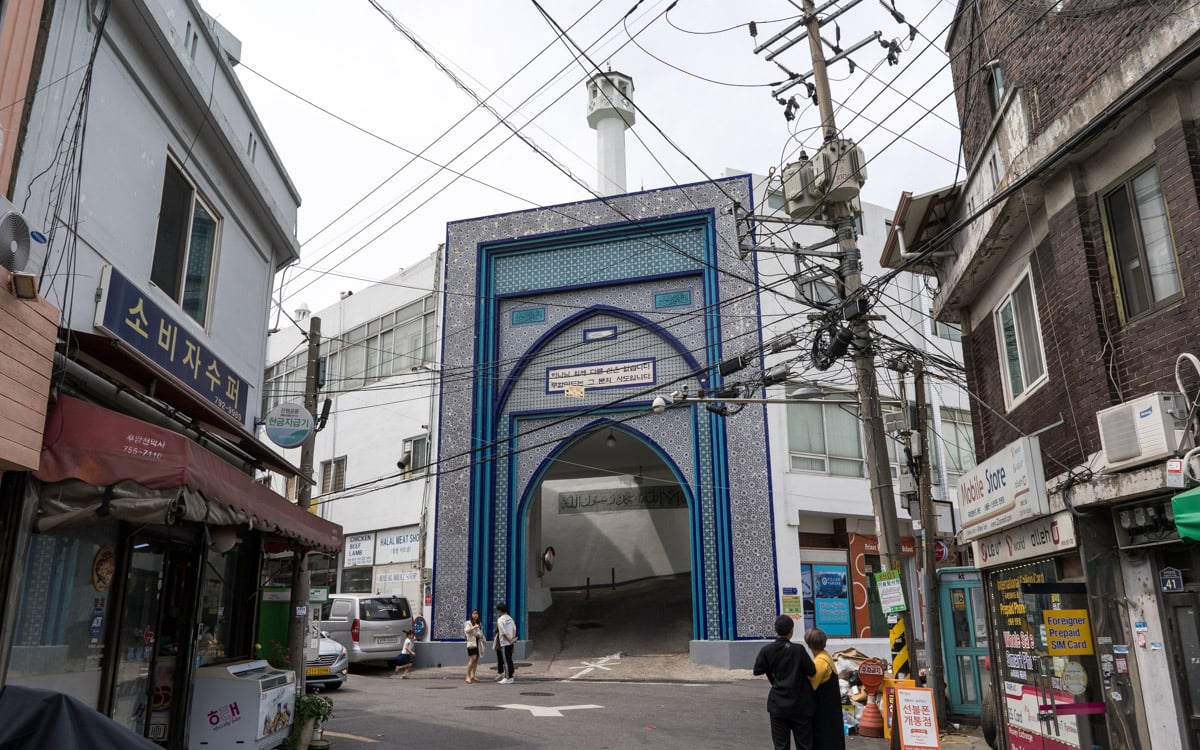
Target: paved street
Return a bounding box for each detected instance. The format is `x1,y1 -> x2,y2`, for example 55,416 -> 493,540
312,664 -> 990,750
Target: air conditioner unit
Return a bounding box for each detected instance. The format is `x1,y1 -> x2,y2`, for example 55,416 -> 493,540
1096,392 -> 1187,472
0,194 -> 33,274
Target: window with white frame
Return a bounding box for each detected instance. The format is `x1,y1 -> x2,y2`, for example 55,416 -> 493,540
786,401 -> 864,478
399,435 -> 430,479
151,157 -> 219,327
934,321 -> 962,342
1102,163 -> 1181,321
995,273 -> 1046,404
320,456 -> 347,494
937,407 -> 975,485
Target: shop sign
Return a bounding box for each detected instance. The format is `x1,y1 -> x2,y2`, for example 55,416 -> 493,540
344,533 -> 375,567
94,265 -> 249,424
971,511 -> 1077,569
958,437 -> 1048,540
376,526 -> 420,564
895,687 -> 941,749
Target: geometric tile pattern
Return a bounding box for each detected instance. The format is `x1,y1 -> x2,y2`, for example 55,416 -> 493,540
432,178 -> 776,642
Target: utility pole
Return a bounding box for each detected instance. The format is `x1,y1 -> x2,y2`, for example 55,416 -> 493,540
798,0 -> 916,673
288,315 -> 321,691
914,360 -> 947,720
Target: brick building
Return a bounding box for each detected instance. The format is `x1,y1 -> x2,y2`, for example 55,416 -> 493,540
885,2 -> 1200,748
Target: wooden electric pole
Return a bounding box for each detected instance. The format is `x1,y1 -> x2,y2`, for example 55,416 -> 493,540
288,314 -> 321,691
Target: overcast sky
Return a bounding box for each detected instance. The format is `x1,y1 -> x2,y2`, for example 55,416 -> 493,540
199,0 -> 963,317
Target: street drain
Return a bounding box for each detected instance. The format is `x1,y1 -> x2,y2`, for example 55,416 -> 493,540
423,686 -> 457,690
573,621 -> 603,629
515,662 -> 533,668
463,705 -> 505,711
521,692 -> 554,697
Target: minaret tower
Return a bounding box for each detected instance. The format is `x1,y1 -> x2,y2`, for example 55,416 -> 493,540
585,70 -> 635,196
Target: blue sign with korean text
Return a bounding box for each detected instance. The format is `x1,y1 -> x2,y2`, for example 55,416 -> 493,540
95,265 -> 249,424
812,564 -> 852,636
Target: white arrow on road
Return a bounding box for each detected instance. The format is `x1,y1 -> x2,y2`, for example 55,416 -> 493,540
566,653 -> 621,680
500,704 -> 603,718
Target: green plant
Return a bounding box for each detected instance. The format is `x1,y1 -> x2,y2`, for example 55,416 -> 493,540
294,692 -> 334,724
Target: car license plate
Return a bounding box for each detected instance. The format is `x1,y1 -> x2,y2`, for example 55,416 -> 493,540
306,666 -> 330,676
375,635 -> 398,644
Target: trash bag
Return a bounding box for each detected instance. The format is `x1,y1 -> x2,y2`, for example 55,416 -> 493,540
0,685 -> 161,749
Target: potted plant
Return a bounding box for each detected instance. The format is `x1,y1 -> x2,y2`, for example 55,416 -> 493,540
290,692 -> 334,750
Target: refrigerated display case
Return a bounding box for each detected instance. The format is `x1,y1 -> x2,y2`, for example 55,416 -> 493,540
189,660 -> 294,748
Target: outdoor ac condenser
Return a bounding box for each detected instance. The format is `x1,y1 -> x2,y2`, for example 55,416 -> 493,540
1096,392 -> 1187,472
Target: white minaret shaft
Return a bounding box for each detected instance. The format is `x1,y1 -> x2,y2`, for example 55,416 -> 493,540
586,71 -> 635,197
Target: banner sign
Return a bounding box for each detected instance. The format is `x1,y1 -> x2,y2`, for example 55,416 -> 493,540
344,533 -> 375,567
813,564 -> 851,635
958,437 -> 1049,540
375,526 -> 420,564
875,569 -> 907,614
95,265 -> 250,424
546,358 -> 655,393
552,483 -> 686,514
971,511 -> 1077,569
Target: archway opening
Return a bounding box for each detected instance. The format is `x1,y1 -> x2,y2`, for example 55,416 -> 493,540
523,425 -> 693,662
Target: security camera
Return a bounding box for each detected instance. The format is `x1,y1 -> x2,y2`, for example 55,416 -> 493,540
652,396 -> 669,414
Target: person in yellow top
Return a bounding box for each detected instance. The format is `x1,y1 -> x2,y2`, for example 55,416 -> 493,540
804,628 -> 845,750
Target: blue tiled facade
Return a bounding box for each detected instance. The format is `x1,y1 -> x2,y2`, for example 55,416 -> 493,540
432,178 -> 776,643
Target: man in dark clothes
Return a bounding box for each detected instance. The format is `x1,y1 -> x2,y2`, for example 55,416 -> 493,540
754,615 -> 817,750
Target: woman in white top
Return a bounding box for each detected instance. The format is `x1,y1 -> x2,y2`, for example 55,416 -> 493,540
463,610 -> 486,683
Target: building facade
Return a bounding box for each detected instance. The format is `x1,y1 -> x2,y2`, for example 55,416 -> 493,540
887,1 -> 1200,747
0,1 -> 340,747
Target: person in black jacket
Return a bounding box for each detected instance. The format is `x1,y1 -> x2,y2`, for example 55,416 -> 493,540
753,615 -> 817,750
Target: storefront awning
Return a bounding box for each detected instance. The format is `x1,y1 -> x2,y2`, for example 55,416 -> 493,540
1172,485 -> 1200,542
34,395 -> 341,552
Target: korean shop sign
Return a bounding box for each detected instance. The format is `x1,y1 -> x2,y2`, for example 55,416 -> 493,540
95,265 -> 249,423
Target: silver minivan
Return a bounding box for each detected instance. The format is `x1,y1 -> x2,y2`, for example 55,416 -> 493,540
319,594 -> 413,665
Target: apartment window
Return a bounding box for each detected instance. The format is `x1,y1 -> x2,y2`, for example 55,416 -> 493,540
939,408 -> 975,485
986,65 -> 1005,113
320,457 -> 347,494
934,321 -> 962,342
399,435 -> 430,479
151,158 -> 219,327
1103,164 -> 1181,320
339,296 -> 437,390
787,401 -> 864,478
995,273 -> 1046,404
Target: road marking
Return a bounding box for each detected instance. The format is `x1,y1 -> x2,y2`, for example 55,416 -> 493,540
566,653 -> 621,679
500,703 -> 603,717
321,730 -> 379,743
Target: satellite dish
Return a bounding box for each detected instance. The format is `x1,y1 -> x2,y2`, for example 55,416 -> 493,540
0,197 -> 32,273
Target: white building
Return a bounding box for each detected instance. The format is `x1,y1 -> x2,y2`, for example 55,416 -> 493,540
263,251 -> 441,610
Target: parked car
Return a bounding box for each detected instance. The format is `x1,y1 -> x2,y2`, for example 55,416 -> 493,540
318,594 -> 413,665
305,632 -> 348,691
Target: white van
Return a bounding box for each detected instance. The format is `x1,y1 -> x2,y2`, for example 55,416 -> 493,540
319,594 -> 413,665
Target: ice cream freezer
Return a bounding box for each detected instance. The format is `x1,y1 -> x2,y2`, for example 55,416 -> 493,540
189,659 -> 294,748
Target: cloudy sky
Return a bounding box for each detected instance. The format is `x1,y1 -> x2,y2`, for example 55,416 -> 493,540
199,0 -> 963,315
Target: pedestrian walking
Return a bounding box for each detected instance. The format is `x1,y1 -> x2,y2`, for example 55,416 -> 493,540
392,628 -> 416,679
494,603 -> 517,684
804,628 -> 845,750
464,610 -> 486,683
753,615 -> 816,750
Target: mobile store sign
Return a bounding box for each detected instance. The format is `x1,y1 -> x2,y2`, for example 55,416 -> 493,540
972,511 -> 1077,569
958,436 -> 1049,541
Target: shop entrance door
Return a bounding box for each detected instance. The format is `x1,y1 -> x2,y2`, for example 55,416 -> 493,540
109,534 -> 198,747
1014,581 -> 1108,750
938,568 -> 988,715
1164,591 -> 1200,748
